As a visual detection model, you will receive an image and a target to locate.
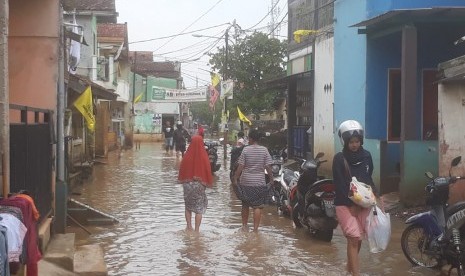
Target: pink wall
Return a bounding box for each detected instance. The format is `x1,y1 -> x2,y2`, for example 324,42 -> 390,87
8,0 -> 59,123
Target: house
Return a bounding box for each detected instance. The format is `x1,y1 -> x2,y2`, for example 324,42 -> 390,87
285,0 -> 335,176
96,22 -> 131,151
6,0 -> 60,228
63,0 -> 120,165
437,56 -> 465,204
335,0 -> 465,205
131,52 -> 185,140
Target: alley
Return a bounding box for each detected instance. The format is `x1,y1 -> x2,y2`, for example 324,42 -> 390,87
71,143 -> 437,276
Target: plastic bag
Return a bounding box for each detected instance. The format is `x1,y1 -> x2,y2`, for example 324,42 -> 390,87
365,206 -> 391,253
348,176 -> 376,208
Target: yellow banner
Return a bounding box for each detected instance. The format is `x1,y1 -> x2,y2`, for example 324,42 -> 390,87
211,73 -> 221,87
134,92 -> 143,103
237,106 -> 252,126
73,86 -> 95,131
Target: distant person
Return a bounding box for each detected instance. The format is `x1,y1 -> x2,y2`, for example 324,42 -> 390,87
237,131 -> 248,146
232,129 -> 273,232
178,135 -> 213,232
135,129 -> 141,150
173,121 -> 191,157
163,121 -> 174,154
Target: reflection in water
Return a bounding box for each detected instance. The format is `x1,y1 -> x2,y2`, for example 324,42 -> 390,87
72,143 -> 439,276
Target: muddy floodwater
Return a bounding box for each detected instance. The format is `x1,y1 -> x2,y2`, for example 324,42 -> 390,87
71,143 -> 441,276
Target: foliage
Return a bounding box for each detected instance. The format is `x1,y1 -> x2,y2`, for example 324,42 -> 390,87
189,100 -> 222,131
208,32 -> 287,120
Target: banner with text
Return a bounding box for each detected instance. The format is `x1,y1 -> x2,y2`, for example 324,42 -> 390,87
151,86 -> 207,102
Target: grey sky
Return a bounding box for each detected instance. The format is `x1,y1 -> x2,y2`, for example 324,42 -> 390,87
115,0 -> 288,88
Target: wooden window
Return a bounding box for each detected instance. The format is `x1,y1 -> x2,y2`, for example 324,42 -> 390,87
422,70 -> 438,140
388,69 -> 401,141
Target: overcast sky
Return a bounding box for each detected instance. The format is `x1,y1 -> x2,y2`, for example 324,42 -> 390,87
115,0 -> 288,88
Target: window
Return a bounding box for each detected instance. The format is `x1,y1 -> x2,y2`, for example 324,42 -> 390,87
388,69 -> 401,141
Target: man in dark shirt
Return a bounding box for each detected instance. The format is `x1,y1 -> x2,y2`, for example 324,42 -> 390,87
173,121 -> 191,157
163,121 -> 174,153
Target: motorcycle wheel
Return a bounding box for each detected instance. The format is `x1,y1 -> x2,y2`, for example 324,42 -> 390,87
292,205 -> 303,228
401,224 -> 439,268
313,229 -> 333,242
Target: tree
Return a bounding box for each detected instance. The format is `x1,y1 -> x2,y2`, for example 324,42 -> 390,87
189,100 -> 222,131
208,32 -> 287,120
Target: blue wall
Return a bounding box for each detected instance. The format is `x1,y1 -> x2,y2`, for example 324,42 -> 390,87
367,0 -> 465,17
334,0 -> 367,152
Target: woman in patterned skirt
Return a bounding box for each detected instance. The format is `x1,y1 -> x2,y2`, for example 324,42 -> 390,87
232,130 -> 273,232
178,135 -> 213,232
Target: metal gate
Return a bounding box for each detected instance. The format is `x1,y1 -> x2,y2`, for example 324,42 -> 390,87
9,105 -> 53,222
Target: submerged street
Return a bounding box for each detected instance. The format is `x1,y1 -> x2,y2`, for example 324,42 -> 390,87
71,143 -> 439,276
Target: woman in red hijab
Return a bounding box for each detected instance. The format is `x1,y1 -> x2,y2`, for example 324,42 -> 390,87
178,135 -> 213,232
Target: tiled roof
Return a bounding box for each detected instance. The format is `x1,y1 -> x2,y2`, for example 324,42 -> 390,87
129,51 -> 154,63
98,23 -> 126,38
63,0 -> 116,11
133,61 -> 181,79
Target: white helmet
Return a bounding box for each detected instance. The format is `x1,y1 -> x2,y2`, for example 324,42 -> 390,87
338,120 -> 364,146
176,120 -> 182,126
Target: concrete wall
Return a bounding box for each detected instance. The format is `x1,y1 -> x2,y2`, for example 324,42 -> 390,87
9,0 -> 59,123
72,15 -> 96,78
438,82 -> 465,176
314,35 -> 334,176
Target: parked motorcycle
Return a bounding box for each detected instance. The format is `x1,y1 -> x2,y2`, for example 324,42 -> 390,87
290,152 -> 338,242
401,156 -> 465,275
204,139 -> 222,173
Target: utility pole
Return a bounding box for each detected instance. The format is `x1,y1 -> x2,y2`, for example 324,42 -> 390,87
223,29 -> 229,159
0,0 -> 9,198
55,6 -> 67,233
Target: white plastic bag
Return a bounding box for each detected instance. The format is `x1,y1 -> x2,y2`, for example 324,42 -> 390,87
365,206 -> 391,253
348,176 -> 376,208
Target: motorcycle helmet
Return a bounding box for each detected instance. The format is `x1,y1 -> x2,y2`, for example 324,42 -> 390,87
338,120 -> 364,146
176,120 -> 182,126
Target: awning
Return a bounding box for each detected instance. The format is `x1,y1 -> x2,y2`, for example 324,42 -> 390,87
67,74 -> 118,101
352,7 -> 465,33
264,71 -> 314,88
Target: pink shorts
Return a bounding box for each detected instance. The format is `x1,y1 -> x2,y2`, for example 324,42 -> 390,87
336,205 -> 371,240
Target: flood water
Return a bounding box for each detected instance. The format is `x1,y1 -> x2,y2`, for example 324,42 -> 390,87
71,142 -> 441,276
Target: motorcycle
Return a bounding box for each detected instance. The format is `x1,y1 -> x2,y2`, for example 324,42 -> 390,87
264,147 -> 295,215
204,139 -> 222,173
401,156 -> 465,275
290,152 -> 338,242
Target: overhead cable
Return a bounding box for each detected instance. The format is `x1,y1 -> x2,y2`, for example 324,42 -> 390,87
153,0 -> 226,52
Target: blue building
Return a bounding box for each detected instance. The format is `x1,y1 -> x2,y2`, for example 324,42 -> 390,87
334,0 -> 465,205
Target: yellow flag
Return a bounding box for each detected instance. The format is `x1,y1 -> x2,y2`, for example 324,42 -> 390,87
211,73 -> 221,87
73,86 -> 95,131
237,106 -> 252,126
134,92 -> 143,103
293,29 -> 318,43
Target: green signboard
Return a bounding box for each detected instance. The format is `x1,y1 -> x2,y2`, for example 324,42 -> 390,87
152,87 -> 166,100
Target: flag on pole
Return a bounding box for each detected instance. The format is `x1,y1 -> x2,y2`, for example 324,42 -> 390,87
237,106 -> 252,126
73,86 -> 95,131
134,92 -> 143,103
293,29 -> 318,43
209,72 -> 221,110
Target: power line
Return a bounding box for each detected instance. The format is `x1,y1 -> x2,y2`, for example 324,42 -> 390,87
128,23 -> 229,45
156,29 -> 227,57
245,0 -> 281,31
268,11 -> 287,36
153,0 -> 226,52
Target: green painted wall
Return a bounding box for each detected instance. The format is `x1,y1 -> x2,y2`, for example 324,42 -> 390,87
147,77 -> 177,101
400,141 -> 438,206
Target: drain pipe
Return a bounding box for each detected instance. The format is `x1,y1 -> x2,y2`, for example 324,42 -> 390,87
0,0 -> 10,198
55,5 -> 67,233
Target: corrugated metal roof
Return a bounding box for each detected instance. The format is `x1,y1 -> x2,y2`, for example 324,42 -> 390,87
352,7 -> 465,28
